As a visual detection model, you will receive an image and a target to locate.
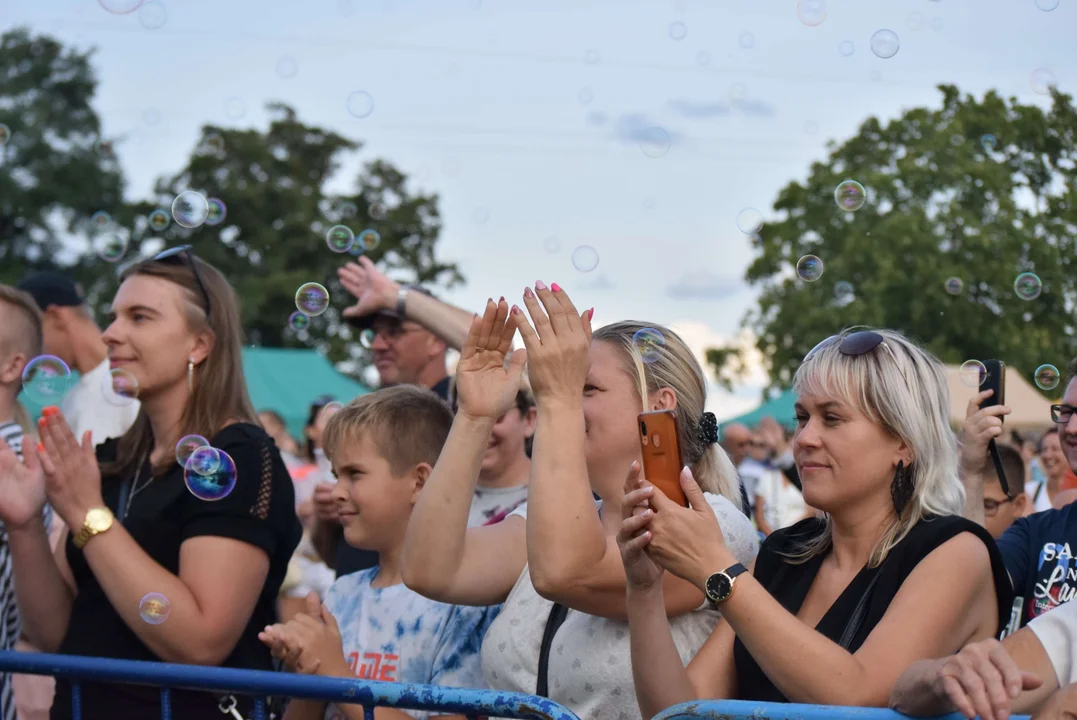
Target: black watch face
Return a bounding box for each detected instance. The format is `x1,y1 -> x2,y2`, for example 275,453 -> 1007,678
706,573 -> 732,603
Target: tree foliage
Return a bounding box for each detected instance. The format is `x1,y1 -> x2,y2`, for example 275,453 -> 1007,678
709,85 -> 1077,396
0,28 -> 124,286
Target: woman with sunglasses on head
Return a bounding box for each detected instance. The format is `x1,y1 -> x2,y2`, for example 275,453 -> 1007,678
618,329 -> 1013,715
403,287 -> 758,720
0,247 -> 302,720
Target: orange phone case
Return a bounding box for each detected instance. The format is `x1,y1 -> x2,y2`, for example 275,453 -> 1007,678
639,410 -> 688,507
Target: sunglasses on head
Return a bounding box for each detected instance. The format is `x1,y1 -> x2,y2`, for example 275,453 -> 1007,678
803,330 -> 896,363
153,245 -> 212,316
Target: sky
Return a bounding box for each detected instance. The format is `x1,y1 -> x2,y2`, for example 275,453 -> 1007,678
4,0 -> 1074,421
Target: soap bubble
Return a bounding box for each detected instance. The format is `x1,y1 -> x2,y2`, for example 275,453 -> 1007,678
945,277 -> 964,295
834,281 -> 854,301
224,98 -> 246,120
93,233 -> 127,262
1031,68 -> 1057,95
184,449 -> 236,501
103,368 -> 139,406
138,1 -> 167,29
1035,364 -> 1060,391
737,208 -> 764,235
346,91 -> 375,119
296,283 -> 330,316
172,191 -> 209,229
632,328 -> 666,363
22,356 -> 73,405
326,225 -> 355,253
99,0 -> 144,14
1035,0 -> 1059,10
205,199 -> 227,226
797,255 -> 824,282
739,32 -> 755,49
571,246 -> 600,273
870,29 -> 900,59
186,446 -> 222,476
276,55 -> 299,78
668,21 -> 688,40
838,41 -> 855,57
139,593 -> 170,624
0,124 -> 10,145
640,127 -> 671,158
369,202 -> 388,221
148,209 -> 171,231
980,134 -> 997,152
358,229 -> 381,250
959,360 -> 987,388
1014,272 -> 1042,301
360,328 -> 376,349
91,211 -> 112,229
288,311 -> 310,332
176,434 -> 211,468
834,180 -> 866,211
797,0 -> 827,26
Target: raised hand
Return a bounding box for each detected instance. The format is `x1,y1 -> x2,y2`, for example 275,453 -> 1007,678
338,257 -> 400,321
616,461 -> 665,591
454,298 -> 526,421
959,391 -> 1011,478
513,281 -> 593,406
0,433 -> 47,530
36,407 -> 103,529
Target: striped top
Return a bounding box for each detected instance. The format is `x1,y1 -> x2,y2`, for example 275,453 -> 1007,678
0,421 -> 52,720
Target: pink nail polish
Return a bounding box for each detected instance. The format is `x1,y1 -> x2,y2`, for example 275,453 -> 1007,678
587,307 -> 595,321
511,305 -> 521,314
535,280 -> 548,291
551,282 -> 562,292
523,287 -> 534,298
498,296 -> 505,303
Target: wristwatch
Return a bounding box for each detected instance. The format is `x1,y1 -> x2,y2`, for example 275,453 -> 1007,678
72,507 -> 115,549
704,562 -> 748,606
394,286 -> 409,317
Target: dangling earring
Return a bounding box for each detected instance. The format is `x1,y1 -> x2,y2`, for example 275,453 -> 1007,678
890,460 -> 914,517
187,358 -> 194,394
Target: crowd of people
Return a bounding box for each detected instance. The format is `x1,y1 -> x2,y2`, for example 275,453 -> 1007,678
0,248 -> 1074,720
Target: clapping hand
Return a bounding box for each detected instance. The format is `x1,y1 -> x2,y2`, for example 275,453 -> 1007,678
513,282 -> 593,406
454,298 -> 527,422
35,407 -> 103,530
259,592 -> 346,677
0,433 -> 47,531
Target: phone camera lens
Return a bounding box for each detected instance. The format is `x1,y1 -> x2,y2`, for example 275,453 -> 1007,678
640,421 -> 648,436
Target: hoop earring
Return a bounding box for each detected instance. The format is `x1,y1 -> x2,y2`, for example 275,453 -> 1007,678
890,460 -> 914,517
187,359 -> 194,394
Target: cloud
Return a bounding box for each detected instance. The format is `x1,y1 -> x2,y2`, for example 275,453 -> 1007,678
665,272 -> 742,301
667,321 -> 770,421
586,111 -> 608,127
612,113 -> 681,147
667,97 -> 776,120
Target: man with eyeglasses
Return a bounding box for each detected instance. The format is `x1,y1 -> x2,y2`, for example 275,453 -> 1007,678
961,360 -> 1077,634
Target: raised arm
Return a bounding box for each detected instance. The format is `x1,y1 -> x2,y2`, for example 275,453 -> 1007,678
959,391 -> 1010,527
401,300 -> 528,606
339,258 -> 475,350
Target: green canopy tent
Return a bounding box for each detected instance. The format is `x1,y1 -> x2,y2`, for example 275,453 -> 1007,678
718,389 -> 797,437
243,347 -> 372,441
19,348 -> 372,445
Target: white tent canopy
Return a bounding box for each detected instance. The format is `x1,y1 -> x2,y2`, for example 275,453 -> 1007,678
946,364 -> 1057,431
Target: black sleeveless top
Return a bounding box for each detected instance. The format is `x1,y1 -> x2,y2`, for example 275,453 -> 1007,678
733,515 -> 1013,702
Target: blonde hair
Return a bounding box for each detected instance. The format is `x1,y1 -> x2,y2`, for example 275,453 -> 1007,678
0,284 -> 44,364
591,322 -> 740,504
322,385 -> 454,477
791,328 -> 964,566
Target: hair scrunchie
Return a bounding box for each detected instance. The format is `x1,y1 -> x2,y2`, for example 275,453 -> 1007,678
698,411 -> 719,445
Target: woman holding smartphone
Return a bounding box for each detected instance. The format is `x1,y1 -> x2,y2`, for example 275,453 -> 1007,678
402,287 -> 757,720
618,329 -> 1012,715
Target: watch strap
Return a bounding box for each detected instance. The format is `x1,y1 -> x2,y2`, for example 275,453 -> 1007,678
73,509 -> 114,549
726,562 -> 748,579
394,286 -> 409,317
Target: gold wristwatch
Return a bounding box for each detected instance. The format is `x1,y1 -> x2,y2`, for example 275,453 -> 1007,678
72,507 -> 115,549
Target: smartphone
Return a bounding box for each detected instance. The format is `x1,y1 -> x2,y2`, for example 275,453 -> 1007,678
638,410 -> 688,507
978,360 -> 1006,411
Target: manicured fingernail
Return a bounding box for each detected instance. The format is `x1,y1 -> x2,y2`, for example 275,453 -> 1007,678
36,442 -> 45,453
498,296 -> 505,303
43,406 -> 58,417
487,297 -> 494,304
511,305 -> 521,314
642,485 -> 653,494
523,287 -> 534,298
587,307 -> 594,321
535,280 -> 548,291
37,417 -> 46,427
551,282 -> 562,292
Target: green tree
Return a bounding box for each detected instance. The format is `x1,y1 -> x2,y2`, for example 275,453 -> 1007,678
90,102 -> 459,370
709,85 -> 1077,395
0,28 -> 124,286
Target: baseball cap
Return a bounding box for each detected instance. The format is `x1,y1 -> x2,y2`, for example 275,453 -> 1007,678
17,272 -> 85,311
345,284 -> 436,330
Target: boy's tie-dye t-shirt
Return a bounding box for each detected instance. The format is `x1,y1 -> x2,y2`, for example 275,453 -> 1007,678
322,567 -> 501,720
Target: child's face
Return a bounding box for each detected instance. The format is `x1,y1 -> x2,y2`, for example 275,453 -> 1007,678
329,432 -> 418,552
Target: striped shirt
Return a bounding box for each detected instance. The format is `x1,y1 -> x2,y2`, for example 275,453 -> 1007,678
0,421 -> 52,720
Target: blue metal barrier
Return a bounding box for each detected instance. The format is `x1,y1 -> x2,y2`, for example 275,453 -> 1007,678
0,651 -> 580,720
653,699 -> 1033,720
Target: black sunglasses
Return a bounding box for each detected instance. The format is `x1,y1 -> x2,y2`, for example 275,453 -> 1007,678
153,245 -> 212,316
804,330 -> 895,363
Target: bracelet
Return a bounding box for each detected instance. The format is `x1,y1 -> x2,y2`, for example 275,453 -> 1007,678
395,286 -> 409,317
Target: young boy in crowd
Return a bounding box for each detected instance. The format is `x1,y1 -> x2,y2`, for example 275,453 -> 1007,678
982,442 -> 1029,540
260,385 -> 500,720
0,285 -> 54,720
